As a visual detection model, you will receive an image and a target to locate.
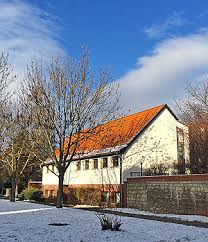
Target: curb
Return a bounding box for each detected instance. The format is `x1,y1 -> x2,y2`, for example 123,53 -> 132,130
76,207 -> 208,229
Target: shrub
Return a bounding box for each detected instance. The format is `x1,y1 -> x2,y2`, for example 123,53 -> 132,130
96,212 -> 122,231
69,187 -> 101,205
21,188 -> 43,202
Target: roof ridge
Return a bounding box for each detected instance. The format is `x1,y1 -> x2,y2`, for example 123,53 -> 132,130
91,104 -> 166,130
117,103 -> 166,120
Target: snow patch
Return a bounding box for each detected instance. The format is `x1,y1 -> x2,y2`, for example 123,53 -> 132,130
1,200 -> 208,242
0,207 -> 53,216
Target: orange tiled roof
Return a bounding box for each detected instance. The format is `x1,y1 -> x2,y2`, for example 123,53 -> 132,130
62,104 -> 166,156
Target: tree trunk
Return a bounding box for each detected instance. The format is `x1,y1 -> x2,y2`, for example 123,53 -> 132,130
57,172 -> 64,208
10,179 -> 16,202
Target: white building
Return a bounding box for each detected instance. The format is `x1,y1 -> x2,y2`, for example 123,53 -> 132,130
41,104 -> 189,204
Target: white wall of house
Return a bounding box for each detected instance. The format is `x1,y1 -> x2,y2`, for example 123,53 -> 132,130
42,165 -> 59,185
122,108 -> 189,180
66,156 -> 120,185
42,156 -> 120,186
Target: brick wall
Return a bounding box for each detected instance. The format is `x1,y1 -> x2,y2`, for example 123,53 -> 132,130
126,174 -> 208,216
28,181 -> 42,190
40,183 -> 119,206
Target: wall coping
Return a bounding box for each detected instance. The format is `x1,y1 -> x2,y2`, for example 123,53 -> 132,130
28,180 -> 42,184
126,174 -> 208,183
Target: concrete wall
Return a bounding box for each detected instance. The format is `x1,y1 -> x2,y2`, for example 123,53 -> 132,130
126,174 -> 208,216
122,108 -> 189,180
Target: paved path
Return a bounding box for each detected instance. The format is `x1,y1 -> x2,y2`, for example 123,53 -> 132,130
0,207 -> 53,216
78,207 -> 208,229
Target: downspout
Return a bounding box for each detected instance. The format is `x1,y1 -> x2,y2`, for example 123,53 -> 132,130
118,152 -> 123,207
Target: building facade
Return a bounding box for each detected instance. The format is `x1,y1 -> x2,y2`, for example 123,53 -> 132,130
41,104 -> 189,205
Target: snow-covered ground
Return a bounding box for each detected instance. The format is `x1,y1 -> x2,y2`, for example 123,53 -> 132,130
1,199 -> 208,242
109,208 -> 208,224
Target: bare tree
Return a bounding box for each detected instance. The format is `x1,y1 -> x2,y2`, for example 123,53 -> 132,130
176,79 -> 208,173
0,52 -> 16,196
22,50 -> 120,208
144,162 -> 170,176
0,52 -> 16,105
0,52 -> 44,201
0,52 -> 15,139
0,100 -> 41,201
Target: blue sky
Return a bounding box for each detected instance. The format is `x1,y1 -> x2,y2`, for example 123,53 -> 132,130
1,0 -> 208,112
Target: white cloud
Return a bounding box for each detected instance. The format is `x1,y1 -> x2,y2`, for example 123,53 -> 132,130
0,0 -> 63,79
119,30 -> 208,112
144,12 -> 186,38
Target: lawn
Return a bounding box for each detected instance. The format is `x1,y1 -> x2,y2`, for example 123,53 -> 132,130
0,199 -> 208,242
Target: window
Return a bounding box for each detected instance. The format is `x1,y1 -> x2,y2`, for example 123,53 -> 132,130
45,189 -> 49,198
177,127 -> 185,174
51,165 -> 55,173
46,166 -> 49,173
101,192 -> 109,202
76,161 -> 81,171
85,160 -> 89,170
112,156 -> 119,167
93,159 -> 98,169
113,192 -> 120,204
49,190 -> 54,198
102,158 -> 108,168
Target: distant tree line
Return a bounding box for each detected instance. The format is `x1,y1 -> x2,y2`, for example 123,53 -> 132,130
176,79 -> 208,173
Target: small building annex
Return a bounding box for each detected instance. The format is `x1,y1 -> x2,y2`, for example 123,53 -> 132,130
41,104 -> 189,204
